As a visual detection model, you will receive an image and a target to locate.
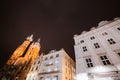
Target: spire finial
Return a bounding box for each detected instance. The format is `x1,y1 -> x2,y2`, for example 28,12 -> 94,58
26,34 -> 33,41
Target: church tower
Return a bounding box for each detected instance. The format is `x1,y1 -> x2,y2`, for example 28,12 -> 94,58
1,35 -> 41,80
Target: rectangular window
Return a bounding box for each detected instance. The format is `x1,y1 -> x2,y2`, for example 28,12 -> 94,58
100,55 -> 111,65
117,53 -> 120,56
117,27 -> 120,30
85,58 -> 93,68
38,61 -> 40,64
45,57 -> 47,60
56,54 -> 59,57
45,76 -> 50,80
94,43 -> 100,48
53,76 -> 58,80
102,32 -> 108,36
107,38 -> 116,44
36,66 -> 38,70
40,77 -> 43,80
90,36 -> 95,40
82,46 -> 87,52
50,56 -> 53,59
80,40 -> 84,43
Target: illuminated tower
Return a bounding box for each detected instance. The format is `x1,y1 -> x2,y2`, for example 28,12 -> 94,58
1,35 -> 41,80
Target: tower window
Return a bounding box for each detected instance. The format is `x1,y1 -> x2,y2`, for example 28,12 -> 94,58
94,43 -> 100,48
85,58 -> 93,68
80,40 -> 84,43
107,38 -> 116,44
100,55 -> 111,65
90,36 -> 95,40
117,27 -> 120,30
82,46 -> 87,52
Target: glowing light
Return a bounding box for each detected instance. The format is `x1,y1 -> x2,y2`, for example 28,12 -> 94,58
76,73 -> 88,80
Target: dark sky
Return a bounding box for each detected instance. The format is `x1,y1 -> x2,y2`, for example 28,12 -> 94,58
0,0 -> 120,67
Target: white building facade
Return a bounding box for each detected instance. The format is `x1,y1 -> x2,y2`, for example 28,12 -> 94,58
74,18 -> 120,80
26,49 -> 75,80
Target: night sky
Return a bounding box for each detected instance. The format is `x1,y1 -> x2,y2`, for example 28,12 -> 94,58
0,0 -> 120,68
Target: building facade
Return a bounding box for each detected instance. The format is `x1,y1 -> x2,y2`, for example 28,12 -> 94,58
74,18 -> 120,80
0,35 -> 40,80
26,49 -> 75,80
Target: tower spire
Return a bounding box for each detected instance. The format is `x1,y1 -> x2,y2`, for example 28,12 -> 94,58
34,38 -> 40,47
26,34 -> 33,41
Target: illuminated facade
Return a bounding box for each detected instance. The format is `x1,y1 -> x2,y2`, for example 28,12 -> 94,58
0,35 -> 40,80
26,49 -> 75,80
74,17 -> 120,80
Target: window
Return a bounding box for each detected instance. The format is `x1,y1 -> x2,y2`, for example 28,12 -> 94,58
53,76 -> 58,80
80,40 -> 84,43
49,61 -> 53,65
36,66 -> 38,70
56,54 -> 59,57
54,66 -> 58,71
85,58 -> 93,68
100,55 -> 111,65
117,53 -> 120,56
107,38 -> 116,44
38,61 -> 40,64
48,68 -> 51,72
45,57 -> 47,60
40,77 -> 43,80
31,67 -> 34,71
117,27 -> 120,30
55,60 -> 59,63
94,43 -> 100,48
90,36 -> 95,40
45,76 -> 50,80
50,56 -> 53,59
82,46 -> 87,52
102,32 -> 108,36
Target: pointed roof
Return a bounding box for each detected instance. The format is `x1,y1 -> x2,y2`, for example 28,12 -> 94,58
26,34 -> 33,41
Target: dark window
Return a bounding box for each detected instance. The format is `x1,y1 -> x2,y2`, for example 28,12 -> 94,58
83,46 -> 87,52
94,43 -> 100,48
107,38 -> 116,44
80,40 -> 84,43
56,54 -> 59,57
53,76 -> 58,80
90,36 -> 95,40
102,32 -> 108,36
100,55 -> 111,65
117,53 -> 120,56
36,66 -> 38,70
50,56 -> 53,59
117,27 -> 120,30
85,58 -> 93,68
45,57 -> 47,60
38,61 -> 40,64
40,77 -> 43,80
